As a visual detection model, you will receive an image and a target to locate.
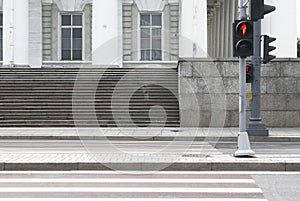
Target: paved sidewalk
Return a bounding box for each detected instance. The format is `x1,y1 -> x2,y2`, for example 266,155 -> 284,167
0,128 -> 299,171
0,127 -> 299,142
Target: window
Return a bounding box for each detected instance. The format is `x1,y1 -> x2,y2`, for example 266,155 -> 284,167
140,14 -> 162,61
0,14 -> 2,61
61,14 -> 83,61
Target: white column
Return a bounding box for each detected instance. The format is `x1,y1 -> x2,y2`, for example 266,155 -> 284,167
207,13 -> 213,57
209,14 -> 214,57
212,8 -> 217,58
224,0 -> 230,58
3,0 -> 29,66
180,0 -> 207,58
215,2 -> 221,58
92,0 -> 123,67
28,0 -> 42,68
219,0 -> 225,57
262,0 -> 297,58
228,0 -> 237,58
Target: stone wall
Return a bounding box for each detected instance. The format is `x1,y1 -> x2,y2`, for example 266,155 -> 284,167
122,3 -> 133,61
42,3 -> 52,61
168,3 -> 180,61
179,59 -> 300,128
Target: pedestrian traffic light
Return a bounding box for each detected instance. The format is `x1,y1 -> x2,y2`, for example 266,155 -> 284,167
263,35 -> 276,64
233,20 -> 254,58
246,63 -> 254,83
251,0 -> 276,21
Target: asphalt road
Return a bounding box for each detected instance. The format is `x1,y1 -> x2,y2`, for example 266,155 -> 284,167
252,173 -> 300,201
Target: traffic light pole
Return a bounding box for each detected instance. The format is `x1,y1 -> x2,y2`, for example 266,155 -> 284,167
239,57 -> 247,133
235,0 -> 255,157
247,20 -> 269,136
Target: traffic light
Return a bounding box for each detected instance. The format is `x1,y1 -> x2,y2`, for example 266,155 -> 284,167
263,35 -> 276,64
233,20 -> 254,58
246,63 -> 254,83
251,0 -> 276,21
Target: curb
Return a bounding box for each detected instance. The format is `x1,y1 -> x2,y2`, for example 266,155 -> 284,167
0,161 -> 299,171
0,135 -> 300,142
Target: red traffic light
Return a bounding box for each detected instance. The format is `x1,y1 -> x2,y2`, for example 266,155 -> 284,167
232,20 -> 254,58
241,23 -> 247,36
236,21 -> 253,37
246,64 -> 254,83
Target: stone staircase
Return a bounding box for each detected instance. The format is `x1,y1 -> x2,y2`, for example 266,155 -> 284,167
0,67 -> 180,127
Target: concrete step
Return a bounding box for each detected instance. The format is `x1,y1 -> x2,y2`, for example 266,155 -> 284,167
0,117 -> 180,121
0,100 -> 179,104
0,110 -> 179,115
0,68 -> 177,72
0,68 -> 179,127
0,81 -> 178,85
0,87 -> 178,92
0,105 -> 179,108
0,67 -> 176,71
0,94 -> 179,99
0,73 -> 178,77
0,100 -> 179,103
0,115 -> 180,120
0,109 -> 179,113
0,121 -> 180,127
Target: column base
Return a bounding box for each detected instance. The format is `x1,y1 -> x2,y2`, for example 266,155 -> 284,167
247,118 -> 269,137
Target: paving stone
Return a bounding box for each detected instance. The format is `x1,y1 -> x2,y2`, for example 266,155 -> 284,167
162,162 -> 212,171
211,161 -> 286,171
286,162 -> 300,171
4,163 -> 79,171
78,163 -> 114,171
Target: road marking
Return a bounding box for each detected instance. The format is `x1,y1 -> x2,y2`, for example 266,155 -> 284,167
0,171 -> 298,175
0,178 -> 255,183
0,199 -> 269,201
0,172 -> 267,200
0,187 -> 262,193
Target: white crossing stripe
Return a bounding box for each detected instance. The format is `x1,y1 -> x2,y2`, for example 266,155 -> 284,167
0,187 -> 262,193
0,172 -> 267,200
0,199 -> 269,201
0,178 -> 255,183
0,171 -> 298,175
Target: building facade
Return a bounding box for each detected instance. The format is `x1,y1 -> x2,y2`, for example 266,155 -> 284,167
0,0 -> 298,68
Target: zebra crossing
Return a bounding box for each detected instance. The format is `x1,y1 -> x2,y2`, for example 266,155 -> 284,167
0,171 -> 267,200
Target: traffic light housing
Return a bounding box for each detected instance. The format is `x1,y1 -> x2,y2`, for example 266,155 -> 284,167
246,63 -> 254,83
251,0 -> 276,21
233,20 -> 254,58
263,35 -> 276,64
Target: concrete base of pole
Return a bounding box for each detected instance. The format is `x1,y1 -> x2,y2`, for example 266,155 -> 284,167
235,132 -> 255,157
247,118 -> 269,136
